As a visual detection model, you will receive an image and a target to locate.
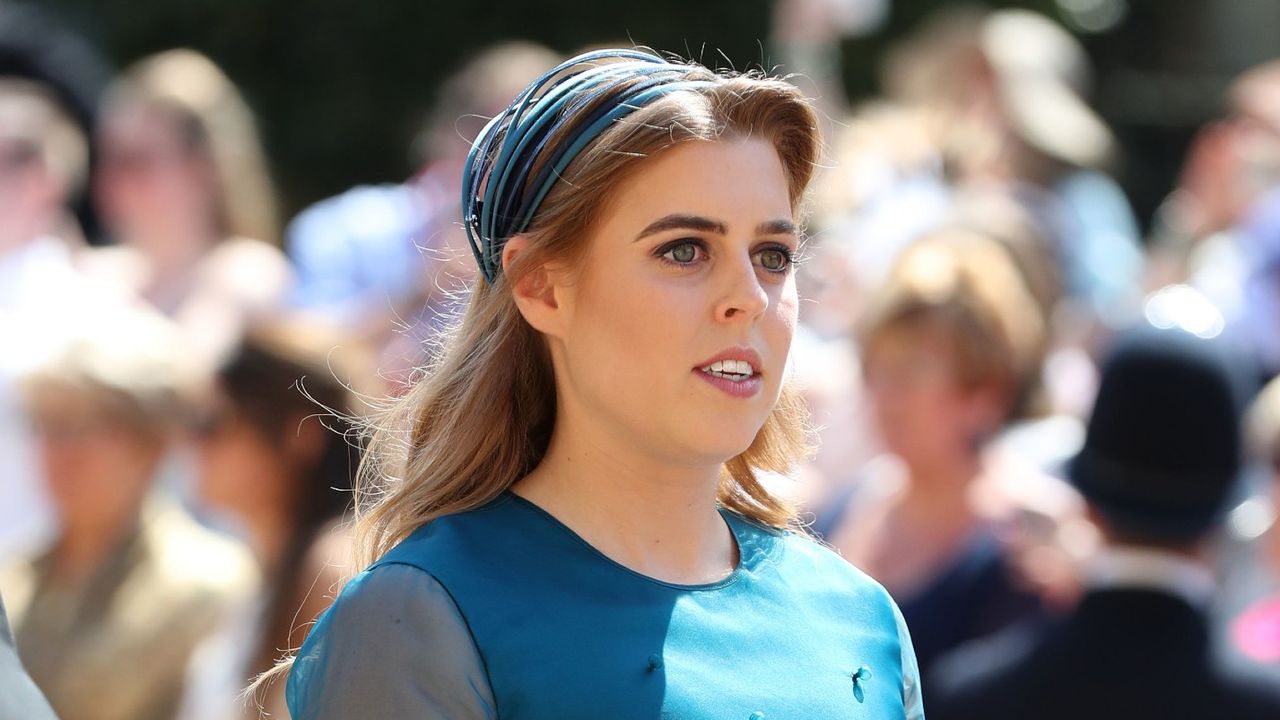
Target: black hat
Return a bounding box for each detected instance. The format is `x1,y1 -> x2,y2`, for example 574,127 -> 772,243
1068,324 -> 1249,543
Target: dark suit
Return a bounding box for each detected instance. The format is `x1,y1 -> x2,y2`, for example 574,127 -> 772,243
0,594 -> 57,720
928,588 -> 1280,720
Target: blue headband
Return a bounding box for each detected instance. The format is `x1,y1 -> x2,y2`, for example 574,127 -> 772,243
461,49 -> 713,283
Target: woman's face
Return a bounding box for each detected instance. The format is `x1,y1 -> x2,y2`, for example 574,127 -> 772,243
545,137 -> 799,467
863,327 -> 1000,466
192,390 -> 292,520
95,103 -> 216,245
27,383 -> 161,533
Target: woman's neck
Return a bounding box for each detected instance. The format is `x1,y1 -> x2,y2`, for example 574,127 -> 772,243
901,450 -> 982,503
513,422 -> 738,586
130,224 -> 218,308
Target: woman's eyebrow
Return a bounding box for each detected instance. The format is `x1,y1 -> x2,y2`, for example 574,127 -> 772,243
633,215 -> 797,241
633,214 -> 727,241
756,219 -> 797,236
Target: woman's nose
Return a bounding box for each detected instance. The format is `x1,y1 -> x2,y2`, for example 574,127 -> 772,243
714,255 -> 768,323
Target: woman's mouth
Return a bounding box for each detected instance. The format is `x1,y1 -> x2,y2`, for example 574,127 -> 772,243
695,358 -> 763,398
699,359 -> 755,381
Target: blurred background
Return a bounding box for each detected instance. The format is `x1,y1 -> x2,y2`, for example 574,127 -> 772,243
4,0 -> 1280,718
28,0 -> 1280,228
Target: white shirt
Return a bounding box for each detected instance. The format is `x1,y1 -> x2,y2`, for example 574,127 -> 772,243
1083,545 -> 1216,607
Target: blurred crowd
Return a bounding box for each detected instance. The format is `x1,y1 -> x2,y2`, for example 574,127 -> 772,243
2,1 -> 1280,718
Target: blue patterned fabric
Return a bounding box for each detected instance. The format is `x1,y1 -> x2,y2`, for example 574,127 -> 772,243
289,492 -> 923,719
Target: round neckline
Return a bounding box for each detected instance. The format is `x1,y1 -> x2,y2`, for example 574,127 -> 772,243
498,490 -> 771,592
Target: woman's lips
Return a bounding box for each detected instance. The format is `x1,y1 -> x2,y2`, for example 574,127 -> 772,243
694,368 -> 763,398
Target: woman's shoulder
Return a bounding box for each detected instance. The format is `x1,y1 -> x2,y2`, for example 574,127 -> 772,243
371,493 -> 533,574
314,561 -> 454,629
288,562 -> 497,719
293,563 -> 470,679
728,509 -> 896,606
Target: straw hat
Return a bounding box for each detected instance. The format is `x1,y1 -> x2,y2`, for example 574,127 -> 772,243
981,9 -> 1115,170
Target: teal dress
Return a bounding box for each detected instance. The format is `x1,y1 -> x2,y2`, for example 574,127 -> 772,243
287,492 -> 925,719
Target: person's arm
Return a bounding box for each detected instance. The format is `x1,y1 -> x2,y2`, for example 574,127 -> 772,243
286,563 -> 496,720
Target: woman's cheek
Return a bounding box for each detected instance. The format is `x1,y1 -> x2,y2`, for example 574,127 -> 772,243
772,285 -> 800,343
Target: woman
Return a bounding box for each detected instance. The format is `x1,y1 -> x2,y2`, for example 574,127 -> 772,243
181,322 -> 366,719
813,229 -> 1080,684
92,49 -> 291,371
281,49 -> 923,719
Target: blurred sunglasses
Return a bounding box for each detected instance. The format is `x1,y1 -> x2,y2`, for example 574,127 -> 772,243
187,406 -> 237,439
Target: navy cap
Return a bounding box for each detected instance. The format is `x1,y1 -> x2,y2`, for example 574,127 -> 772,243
1069,323 -> 1251,543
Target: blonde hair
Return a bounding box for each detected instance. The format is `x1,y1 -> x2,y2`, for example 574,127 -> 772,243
106,49 -> 280,244
858,229 -> 1045,418
355,67 -> 821,565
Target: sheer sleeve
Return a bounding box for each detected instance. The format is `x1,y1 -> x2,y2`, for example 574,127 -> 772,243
894,601 -> 926,720
286,562 -> 496,720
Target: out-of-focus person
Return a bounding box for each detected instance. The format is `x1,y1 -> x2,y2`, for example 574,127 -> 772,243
768,0 -> 889,134
789,100 -> 959,513
92,49 -> 292,372
0,303 -> 258,720
178,320 -> 368,720
886,8 -> 1145,330
930,323 -> 1280,720
0,76 -> 91,566
796,10 -> 1141,483
1231,374 -> 1280,664
1149,59 -> 1280,378
286,41 -> 558,386
812,229 -> 1086,688
0,594 -> 57,720
0,77 -> 89,262
0,1 -> 110,245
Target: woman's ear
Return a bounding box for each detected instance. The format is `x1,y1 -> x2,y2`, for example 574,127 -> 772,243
503,235 -> 566,337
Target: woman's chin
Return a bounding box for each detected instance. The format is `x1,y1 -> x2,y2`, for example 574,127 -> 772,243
678,423 -> 765,466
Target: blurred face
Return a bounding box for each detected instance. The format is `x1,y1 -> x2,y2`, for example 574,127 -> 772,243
27,383 -> 161,533
1229,113 -> 1280,199
0,134 -> 54,248
546,137 -> 799,467
192,390 -> 292,520
95,103 -> 217,247
863,326 -> 1000,466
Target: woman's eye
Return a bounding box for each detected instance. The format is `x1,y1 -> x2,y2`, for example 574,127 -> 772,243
756,247 -> 792,272
658,240 -> 704,265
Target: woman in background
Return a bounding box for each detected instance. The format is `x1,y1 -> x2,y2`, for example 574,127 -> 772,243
815,229 -> 1082,685
181,321 -> 367,720
92,49 -> 291,370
